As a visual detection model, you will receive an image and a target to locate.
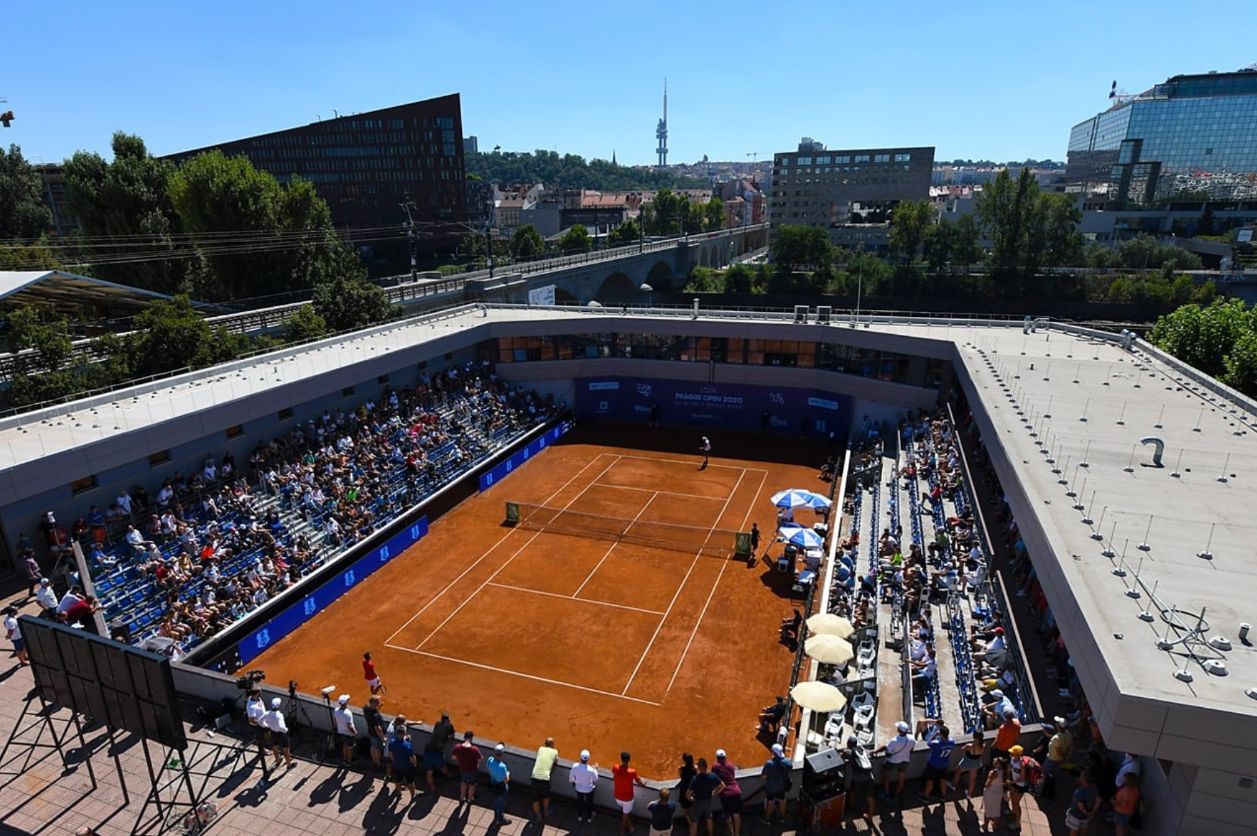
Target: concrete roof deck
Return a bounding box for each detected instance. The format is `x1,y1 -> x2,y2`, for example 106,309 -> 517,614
3,303 -> 1254,726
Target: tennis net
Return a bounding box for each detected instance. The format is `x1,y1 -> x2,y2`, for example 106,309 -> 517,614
506,501 -> 749,558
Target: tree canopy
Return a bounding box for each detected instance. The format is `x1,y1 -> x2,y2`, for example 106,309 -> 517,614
466,149 -> 706,191
771,225 -> 833,273
510,224 -> 545,258
974,167 -> 1082,290
0,144 -> 52,240
558,225 -> 591,253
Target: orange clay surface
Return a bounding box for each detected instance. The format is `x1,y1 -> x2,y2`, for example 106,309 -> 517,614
244,425 -> 830,778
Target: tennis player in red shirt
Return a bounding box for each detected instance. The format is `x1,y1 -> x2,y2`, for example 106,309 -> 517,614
363,651 -> 387,700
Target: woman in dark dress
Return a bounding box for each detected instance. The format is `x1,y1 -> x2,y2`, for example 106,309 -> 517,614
675,752 -> 697,827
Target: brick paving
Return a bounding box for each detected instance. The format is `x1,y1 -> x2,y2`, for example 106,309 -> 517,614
1,583 -> 1098,836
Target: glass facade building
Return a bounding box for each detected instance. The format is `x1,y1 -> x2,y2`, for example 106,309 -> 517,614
1066,70 -> 1257,205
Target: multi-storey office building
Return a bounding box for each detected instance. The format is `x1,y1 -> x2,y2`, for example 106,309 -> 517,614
166,94 -> 469,269
769,141 -> 934,244
1066,69 -> 1257,207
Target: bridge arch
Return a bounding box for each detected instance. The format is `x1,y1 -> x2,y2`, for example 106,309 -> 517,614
646,260 -> 676,289
594,271 -> 638,303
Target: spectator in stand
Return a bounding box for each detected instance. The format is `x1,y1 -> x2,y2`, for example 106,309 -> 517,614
920,724 -> 956,801
60,595 -> 99,632
875,720 -> 915,801
570,749 -> 598,824
423,711 -> 455,792
35,578 -> 59,619
841,735 -> 877,820
332,694 -> 356,765
530,736 -> 558,823
22,550 -> 41,597
982,756 -> 1009,832
1113,771 -> 1141,836
612,751 -> 647,835
685,757 -> 724,836
1065,770 -> 1101,836
389,724 -> 418,802
259,698 -> 292,769
648,788 -> 677,836
4,606 -> 28,666
711,749 -> 743,836
486,743 -> 511,825
953,731 -> 988,800
1040,716 -> 1073,798
452,730 -> 482,805
760,742 -> 791,824
675,752 -> 697,829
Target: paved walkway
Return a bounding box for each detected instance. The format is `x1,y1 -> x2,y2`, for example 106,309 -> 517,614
0,579 -> 1096,835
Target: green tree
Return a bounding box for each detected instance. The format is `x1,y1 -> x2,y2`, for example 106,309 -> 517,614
1118,235 -> 1161,270
558,225 -> 591,253
1148,299 -> 1253,379
770,225 -> 832,273
169,151 -> 360,302
510,224 -> 545,258
684,266 -> 723,292
3,307 -> 88,408
648,188 -> 684,236
889,200 -> 933,267
704,197 -> 725,231
0,240 -> 58,270
1223,331 -> 1257,396
312,273 -> 396,332
63,132 -> 185,293
605,217 -> 641,248
0,144 -> 53,239
1085,243 -> 1122,269
1039,193 -> 1083,268
951,214 -> 982,273
125,295 -> 242,377
282,305 -> 328,343
845,252 -> 892,297
724,263 -> 753,294
922,219 -> 954,273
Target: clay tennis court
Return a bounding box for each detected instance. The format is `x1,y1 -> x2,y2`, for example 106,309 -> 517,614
245,425 -> 830,777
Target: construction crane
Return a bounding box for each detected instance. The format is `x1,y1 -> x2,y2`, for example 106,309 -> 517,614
746,152 -> 771,162
1108,80 -> 1134,107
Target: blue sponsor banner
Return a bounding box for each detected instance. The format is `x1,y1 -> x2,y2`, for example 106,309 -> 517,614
237,516 -> 429,665
478,420 -> 573,492
575,377 -> 850,441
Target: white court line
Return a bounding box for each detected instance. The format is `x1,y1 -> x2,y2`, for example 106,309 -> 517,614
614,453 -> 768,473
571,490 -> 659,598
487,582 -> 665,616
412,455 -> 625,650
590,482 -> 730,503
620,466 -> 751,696
664,467 -> 769,694
383,642 -> 662,707
384,452 -> 617,646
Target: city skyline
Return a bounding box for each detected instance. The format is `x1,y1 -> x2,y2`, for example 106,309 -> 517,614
5,1 -> 1256,169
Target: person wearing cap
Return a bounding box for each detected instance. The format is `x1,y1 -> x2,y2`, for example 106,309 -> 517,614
451,730 -> 482,805
613,751 -> 647,835
982,690 -> 1015,728
1007,744 -> 1041,831
259,697 -> 292,769
760,743 -> 791,824
711,749 -> 743,836
874,721 -> 915,801
423,711 -> 456,792
530,736 -> 559,823
332,694 -> 357,765
1040,716 -> 1072,798
570,749 -> 598,823
486,743 -> 511,825
35,578 -> 58,618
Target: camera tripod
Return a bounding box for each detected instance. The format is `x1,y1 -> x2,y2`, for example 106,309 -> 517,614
284,688 -> 334,764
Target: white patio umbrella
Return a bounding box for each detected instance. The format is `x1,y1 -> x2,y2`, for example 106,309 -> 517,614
805,633 -> 855,665
779,524 -> 825,550
771,488 -> 833,510
806,612 -> 856,639
790,680 -> 848,713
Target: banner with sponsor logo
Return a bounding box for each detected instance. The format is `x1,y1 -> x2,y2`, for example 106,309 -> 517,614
478,420 -> 573,492
527,284 -> 557,306
574,377 -> 849,441
237,516 -> 428,664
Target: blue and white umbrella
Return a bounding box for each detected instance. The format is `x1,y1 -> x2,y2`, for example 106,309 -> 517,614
771,488 -> 833,510
779,524 -> 825,549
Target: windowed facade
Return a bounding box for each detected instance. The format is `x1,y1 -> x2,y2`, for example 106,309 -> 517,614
768,144 -> 935,242
1065,71 -> 1257,205
495,334 -> 942,389
165,94 -> 469,268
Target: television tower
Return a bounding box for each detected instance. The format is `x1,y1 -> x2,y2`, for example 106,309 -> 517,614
655,79 -> 668,167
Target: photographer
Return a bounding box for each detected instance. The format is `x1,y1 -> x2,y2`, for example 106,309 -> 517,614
244,689 -> 267,757
259,698 -> 292,769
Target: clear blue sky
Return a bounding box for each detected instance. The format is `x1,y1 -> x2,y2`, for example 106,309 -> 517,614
7,0 -> 1256,167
